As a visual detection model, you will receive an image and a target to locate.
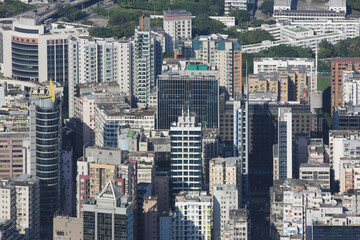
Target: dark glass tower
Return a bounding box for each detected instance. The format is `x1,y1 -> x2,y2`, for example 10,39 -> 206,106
157,71 -> 219,129
30,83 -> 61,239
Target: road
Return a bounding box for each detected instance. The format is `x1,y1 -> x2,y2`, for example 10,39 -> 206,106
15,0 -> 94,22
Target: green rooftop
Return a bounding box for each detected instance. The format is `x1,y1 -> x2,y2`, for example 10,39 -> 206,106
285,26 -> 310,33
127,130 -> 135,138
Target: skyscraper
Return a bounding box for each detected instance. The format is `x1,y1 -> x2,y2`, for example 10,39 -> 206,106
170,111 -> 202,196
134,16 -> 163,108
29,81 -> 62,239
157,70 -> 219,129
274,108 -> 293,181
83,181 -> 134,240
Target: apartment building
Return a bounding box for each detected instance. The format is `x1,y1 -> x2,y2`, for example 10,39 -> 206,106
0,175 -> 40,240
163,10 -> 192,47
299,163 -> 331,189
224,209 -> 250,240
173,191 -> 212,240
76,146 -> 136,217
331,58 -> 360,111
192,36 -> 242,96
224,0 -> 248,15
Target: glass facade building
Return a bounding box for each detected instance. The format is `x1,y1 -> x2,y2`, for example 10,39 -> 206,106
30,89 -> 62,239
157,72 -> 219,129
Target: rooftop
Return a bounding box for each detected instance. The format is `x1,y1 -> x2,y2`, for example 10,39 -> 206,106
164,10 -> 192,17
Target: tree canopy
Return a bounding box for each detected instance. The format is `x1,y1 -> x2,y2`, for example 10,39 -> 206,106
258,0 -> 274,14
230,10 -> 251,24
192,15 -> 226,37
0,0 -> 36,18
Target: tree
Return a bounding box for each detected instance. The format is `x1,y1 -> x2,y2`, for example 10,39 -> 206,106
318,40 -> 335,58
259,0 -> 274,14
192,15 -> 226,37
230,10 -> 251,24
237,30 -> 274,45
163,50 -> 174,59
151,19 -> 163,28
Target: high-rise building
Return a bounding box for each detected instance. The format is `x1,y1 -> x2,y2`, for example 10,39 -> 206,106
233,98 -> 249,196
331,58 -> 360,112
224,208 -> 250,240
224,0 -> 248,15
68,37 -> 133,118
0,175 -> 40,240
213,185 -> 239,239
154,171 -> 170,213
143,196 -> 158,240
342,71 -> 360,105
157,70 -> 219,129
173,191 -> 212,240
76,146 -> 136,217
134,16 -> 163,108
83,181 -> 134,240
273,108 -> 293,181
163,10 -> 192,48
0,17 -> 86,82
170,111 -> 202,196
192,36 -> 242,96
29,82 -> 62,239
209,157 -> 242,196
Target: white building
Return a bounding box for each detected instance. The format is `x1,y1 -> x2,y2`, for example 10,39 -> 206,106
163,10 -> 192,47
209,16 -> 236,27
0,175 -> 40,240
329,0 -> 346,13
329,130 -> 360,181
343,71 -> 360,106
213,185 -> 239,239
0,17 -> 87,83
273,0 -> 293,11
169,111 -> 202,195
173,191 -> 212,240
224,0 -> 248,15
299,163 -> 331,189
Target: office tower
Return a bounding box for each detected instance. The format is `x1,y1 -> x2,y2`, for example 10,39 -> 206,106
157,70 -> 219,129
273,108 -> 293,181
143,197 -> 158,240
0,17 -> 86,82
192,36 -> 242,96
247,102 -> 321,195
331,58 -> 360,111
163,10 -> 192,48
213,185 -> 239,239
68,37 -> 133,118
170,111 -> 202,196
0,175 -> 40,240
83,181 -> 134,240
173,191 -> 212,239
154,172 -> 170,213
53,216 -> 83,240
224,0 -> 248,15
333,105 -> 360,131
234,99 -> 249,196
134,16 -> 163,108
76,146 -> 136,217
29,82 -> 62,239
209,157 -> 242,196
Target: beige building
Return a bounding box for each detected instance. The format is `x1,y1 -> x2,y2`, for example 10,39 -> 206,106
209,157 -> 242,195
53,216 -> 83,240
248,68 -> 309,102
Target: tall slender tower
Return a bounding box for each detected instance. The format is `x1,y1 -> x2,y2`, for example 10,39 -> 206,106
29,80 -> 62,239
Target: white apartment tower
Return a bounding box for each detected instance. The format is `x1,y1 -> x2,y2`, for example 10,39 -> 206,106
170,110 -> 202,196
68,36 -> 133,118
163,10 -> 192,48
173,191 -> 212,240
134,16 -> 163,108
213,185 -> 239,239
224,0 -> 248,15
0,175 -> 40,240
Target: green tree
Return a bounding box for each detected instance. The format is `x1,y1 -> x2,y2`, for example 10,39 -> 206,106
259,0 -> 274,14
192,15 -> 226,37
237,30 -> 274,45
230,10 -> 251,24
163,50 -> 174,59
151,18 -> 163,28
318,40 -> 335,58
